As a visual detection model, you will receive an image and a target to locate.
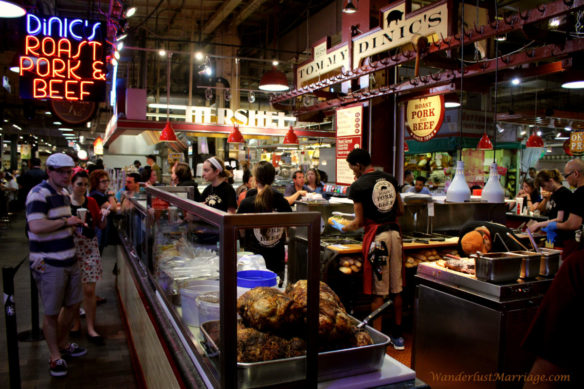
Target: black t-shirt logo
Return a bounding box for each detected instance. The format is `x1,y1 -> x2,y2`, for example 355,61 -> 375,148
205,194 -> 222,207
372,180 -> 396,213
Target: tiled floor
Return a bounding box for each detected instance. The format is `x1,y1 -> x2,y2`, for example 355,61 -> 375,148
0,211 -> 137,388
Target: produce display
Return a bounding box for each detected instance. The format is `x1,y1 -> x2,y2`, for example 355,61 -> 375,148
235,280 -> 373,362
405,248 -> 459,268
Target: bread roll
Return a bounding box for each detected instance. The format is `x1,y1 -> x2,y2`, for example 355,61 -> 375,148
339,267 -> 352,274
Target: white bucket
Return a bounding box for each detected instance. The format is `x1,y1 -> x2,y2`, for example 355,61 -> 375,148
180,280 -> 219,327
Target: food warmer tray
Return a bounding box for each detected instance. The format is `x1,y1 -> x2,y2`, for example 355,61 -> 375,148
200,317 -> 390,388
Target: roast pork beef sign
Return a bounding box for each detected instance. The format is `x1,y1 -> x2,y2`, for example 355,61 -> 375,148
406,95 -> 445,142
296,0 -> 449,87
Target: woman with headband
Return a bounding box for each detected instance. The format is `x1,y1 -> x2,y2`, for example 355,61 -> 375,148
200,156 -> 237,213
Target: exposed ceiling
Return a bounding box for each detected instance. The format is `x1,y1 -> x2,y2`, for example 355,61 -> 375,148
1,0 -> 584,154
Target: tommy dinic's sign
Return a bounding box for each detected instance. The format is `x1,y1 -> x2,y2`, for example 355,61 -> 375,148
296,0 -> 449,88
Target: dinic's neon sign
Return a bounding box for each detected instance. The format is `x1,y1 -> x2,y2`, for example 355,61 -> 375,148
26,14 -> 102,41
19,14 -> 106,102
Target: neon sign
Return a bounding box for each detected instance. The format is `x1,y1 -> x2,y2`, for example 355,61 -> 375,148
19,14 -> 106,102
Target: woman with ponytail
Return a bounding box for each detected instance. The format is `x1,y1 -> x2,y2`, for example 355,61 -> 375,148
237,161 -> 292,282
200,156 -> 237,213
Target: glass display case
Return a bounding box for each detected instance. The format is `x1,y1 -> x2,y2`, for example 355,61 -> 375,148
116,186 -> 322,388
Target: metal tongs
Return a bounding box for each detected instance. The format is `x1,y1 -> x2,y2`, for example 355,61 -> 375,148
357,299 -> 393,329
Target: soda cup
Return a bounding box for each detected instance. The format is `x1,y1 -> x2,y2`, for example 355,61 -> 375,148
76,208 -> 88,223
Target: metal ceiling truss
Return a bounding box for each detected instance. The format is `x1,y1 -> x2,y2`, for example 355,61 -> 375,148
271,0 -> 584,110
293,39 -> 584,116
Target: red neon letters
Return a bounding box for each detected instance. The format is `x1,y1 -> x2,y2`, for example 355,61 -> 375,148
20,34 -> 105,101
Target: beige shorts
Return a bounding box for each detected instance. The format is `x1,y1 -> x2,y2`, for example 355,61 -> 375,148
372,230 -> 403,296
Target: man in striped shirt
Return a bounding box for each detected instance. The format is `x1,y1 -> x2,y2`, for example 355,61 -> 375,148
26,153 -> 87,377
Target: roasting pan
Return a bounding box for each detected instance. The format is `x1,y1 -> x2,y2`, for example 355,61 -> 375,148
200,316 -> 390,388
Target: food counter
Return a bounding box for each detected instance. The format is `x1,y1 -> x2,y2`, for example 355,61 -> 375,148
413,262 -> 553,389
115,186 -> 417,388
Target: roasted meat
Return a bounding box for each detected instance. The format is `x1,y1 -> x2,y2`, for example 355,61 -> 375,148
237,326 -> 306,362
237,287 -> 302,333
350,328 -> 374,347
285,280 -> 353,342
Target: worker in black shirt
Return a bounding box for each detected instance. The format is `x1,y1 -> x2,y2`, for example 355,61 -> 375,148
331,149 -> 405,351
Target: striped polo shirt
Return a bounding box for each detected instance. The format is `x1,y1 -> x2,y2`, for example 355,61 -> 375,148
26,180 -> 76,266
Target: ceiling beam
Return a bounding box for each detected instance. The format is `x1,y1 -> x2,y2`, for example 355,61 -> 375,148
233,0 -> 269,27
203,0 -> 242,36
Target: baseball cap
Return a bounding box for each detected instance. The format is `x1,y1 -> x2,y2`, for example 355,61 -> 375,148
46,153 -> 75,169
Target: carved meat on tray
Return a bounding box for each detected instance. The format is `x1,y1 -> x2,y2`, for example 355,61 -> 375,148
285,280 -> 353,342
237,326 -> 306,363
237,287 -> 302,333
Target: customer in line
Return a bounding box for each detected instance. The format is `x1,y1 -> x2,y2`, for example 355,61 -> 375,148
200,156 -> 237,213
305,168 -> 324,194
407,176 -> 431,195
284,170 -> 307,205
172,162 -> 201,201
89,170 -> 119,254
529,169 -> 574,250
237,161 -> 292,283
119,173 -> 141,212
145,154 -> 161,184
26,153 -> 87,377
68,170 -> 108,345
331,148 -> 405,350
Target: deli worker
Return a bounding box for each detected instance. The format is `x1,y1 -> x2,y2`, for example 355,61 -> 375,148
330,148 -> 405,351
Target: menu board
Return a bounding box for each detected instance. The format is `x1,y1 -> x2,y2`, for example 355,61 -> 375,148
336,104 -> 363,185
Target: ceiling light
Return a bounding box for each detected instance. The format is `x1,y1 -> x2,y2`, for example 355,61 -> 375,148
272,60 -> 279,66
77,149 -> 88,160
227,126 -> 245,143
444,102 -> 461,108
561,80 -> 584,89
511,77 -> 521,86
58,128 -> 73,131
9,66 -> 19,73
259,67 -> 289,92
283,126 -> 299,145
116,33 -> 128,41
549,18 -> 560,28
477,133 -> 493,150
248,91 -> 255,103
125,6 -> 137,18
195,51 -> 204,61
537,130 -> 542,136
117,42 -> 124,51
12,124 -> 21,130
111,58 -> 118,66
114,51 -> 120,60
526,132 -> 544,148
0,1 -> 26,18
159,121 -> 178,142
44,111 -> 51,115
342,0 -> 357,14
53,121 -> 62,125
565,122 -> 573,131
86,121 -> 91,128
520,130 -> 527,136
495,35 -> 507,41
159,49 -> 166,57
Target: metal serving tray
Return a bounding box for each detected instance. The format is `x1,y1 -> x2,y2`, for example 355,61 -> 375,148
510,251 -> 542,279
538,248 -> 561,277
200,317 -> 390,388
474,252 -> 523,283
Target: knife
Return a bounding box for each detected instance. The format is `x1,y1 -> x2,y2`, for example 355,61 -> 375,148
357,299 -> 393,329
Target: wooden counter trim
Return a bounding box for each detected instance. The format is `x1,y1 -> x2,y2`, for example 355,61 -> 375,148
325,237 -> 459,254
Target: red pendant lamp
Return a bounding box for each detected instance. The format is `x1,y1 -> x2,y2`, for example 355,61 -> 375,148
404,141 -> 409,152
227,126 -> 245,143
259,67 -> 289,92
283,126 -> 299,144
526,129 -> 544,148
159,52 -> 178,142
477,133 -> 493,150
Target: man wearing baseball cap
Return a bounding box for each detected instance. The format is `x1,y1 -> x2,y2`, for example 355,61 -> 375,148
457,221 -> 525,256
26,153 -> 87,377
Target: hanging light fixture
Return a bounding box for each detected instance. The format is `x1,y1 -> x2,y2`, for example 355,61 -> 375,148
526,91 -> 544,148
159,52 -> 178,143
259,66 -> 289,91
404,141 -> 409,152
283,126 -> 299,145
342,0 -> 358,14
477,133 -> 493,150
0,1 -> 26,18
227,126 -> 245,143
481,1 -> 505,204
446,0 -> 471,203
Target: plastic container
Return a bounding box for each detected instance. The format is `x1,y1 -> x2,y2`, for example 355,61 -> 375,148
196,291 -> 220,325
180,280 -> 219,327
236,270 -> 277,297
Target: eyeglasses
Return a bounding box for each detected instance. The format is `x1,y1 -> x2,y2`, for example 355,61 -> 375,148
75,182 -> 88,187
563,171 -> 576,179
